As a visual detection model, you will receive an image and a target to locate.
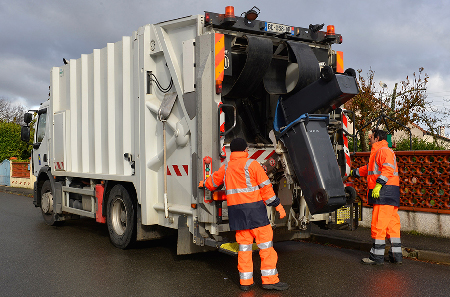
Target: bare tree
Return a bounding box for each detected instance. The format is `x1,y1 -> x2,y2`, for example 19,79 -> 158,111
0,97 -> 27,124
344,68 -> 448,151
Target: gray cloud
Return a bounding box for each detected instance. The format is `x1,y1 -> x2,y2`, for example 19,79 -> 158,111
1,0 -> 450,113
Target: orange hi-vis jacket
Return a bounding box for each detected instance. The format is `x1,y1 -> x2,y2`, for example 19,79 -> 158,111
355,140 -> 400,206
204,151 -> 280,231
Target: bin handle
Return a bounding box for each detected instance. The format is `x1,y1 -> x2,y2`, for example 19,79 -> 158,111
218,104 -> 236,159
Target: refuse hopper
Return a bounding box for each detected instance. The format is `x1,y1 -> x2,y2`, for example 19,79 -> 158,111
277,114 -> 347,214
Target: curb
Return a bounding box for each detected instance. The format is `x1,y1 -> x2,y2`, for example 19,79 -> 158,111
309,233 -> 450,265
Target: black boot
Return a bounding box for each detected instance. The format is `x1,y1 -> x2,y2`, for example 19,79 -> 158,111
262,282 -> 289,291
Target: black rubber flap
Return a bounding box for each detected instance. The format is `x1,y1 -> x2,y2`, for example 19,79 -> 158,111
280,73 -> 359,125
222,36 -> 273,99
264,41 -> 320,95
279,116 -> 346,214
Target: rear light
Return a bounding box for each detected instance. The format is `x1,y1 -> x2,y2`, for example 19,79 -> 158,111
205,12 -> 210,24
243,6 -> 260,21
213,191 -> 226,201
338,35 -> 343,44
326,25 -> 335,36
216,80 -> 223,94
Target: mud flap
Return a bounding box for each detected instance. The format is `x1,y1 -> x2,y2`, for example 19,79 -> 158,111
177,215 -> 213,255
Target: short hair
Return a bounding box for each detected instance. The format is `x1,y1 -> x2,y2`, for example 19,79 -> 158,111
230,138 -> 248,152
371,129 -> 387,141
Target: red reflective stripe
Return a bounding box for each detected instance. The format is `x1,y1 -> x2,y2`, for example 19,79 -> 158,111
167,166 -> 172,175
183,165 -> 189,175
173,165 -> 182,176
250,150 -> 264,160
264,151 -> 275,160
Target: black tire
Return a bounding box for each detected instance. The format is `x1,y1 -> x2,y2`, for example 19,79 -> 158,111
40,180 -> 63,226
106,184 -> 136,249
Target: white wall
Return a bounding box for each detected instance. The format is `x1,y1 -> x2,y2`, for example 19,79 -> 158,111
360,207 -> 450,238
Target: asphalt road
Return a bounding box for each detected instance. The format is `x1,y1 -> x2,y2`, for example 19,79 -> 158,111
1,192 -> 450,297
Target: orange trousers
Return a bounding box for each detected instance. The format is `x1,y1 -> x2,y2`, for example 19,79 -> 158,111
235,224 -> 279,286
371,204 -> 401,240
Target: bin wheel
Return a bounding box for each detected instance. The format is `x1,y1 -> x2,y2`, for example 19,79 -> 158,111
40,180 -> 63,226
345,186 -> 357,204
320,66 -> 334,82
344,68 -> 357,78
107,184 -> 136,249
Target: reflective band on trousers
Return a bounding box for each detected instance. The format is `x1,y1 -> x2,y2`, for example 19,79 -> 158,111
390,237 -> 401,244
374,239 -> 385,244
240,271 -> 253,280
257,241 -> 273,250
391,247 -> 402,253
239,244 -> 253,252
370,247 -> 385,256
261,269 -> 278,276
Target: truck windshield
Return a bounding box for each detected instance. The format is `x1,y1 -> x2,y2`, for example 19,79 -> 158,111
36,111 -> 47,143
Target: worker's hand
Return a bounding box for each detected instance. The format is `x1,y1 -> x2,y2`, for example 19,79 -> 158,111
198,181 -> 205,189
276,204 -> 286,219
372,183 -> 382,199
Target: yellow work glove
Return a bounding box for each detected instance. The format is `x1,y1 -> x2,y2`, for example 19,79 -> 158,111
372,183 -> 382,199
276,204 -> 286,219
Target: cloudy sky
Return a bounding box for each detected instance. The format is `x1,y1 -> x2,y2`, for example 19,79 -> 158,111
1,0 -> 449,124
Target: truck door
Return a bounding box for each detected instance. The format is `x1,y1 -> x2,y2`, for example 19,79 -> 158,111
32,108 -> 49,175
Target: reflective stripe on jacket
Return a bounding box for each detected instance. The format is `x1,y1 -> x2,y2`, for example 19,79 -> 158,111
355,140 -> 400,206
204,151 -> 280,230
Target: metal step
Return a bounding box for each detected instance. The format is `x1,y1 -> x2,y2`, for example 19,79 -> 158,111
218,242 -> 259,256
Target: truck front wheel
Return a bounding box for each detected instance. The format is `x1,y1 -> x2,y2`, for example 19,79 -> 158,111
106,184 -> 136,249
40,180 -> 62,226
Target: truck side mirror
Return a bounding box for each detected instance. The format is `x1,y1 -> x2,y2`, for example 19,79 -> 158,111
24,113 -> 33,124
21,126 -> 30,142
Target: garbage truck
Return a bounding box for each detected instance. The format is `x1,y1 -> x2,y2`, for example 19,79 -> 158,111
21,6 -> 360,254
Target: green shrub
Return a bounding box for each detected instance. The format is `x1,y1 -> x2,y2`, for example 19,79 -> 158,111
0,121 -> 33,161
394,137 -> 446,151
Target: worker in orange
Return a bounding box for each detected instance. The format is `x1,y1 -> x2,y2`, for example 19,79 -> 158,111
350,129 -> 402,265
199,138 -> 289,291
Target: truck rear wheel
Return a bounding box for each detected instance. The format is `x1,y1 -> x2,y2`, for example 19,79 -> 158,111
40,180 -> 62,226
106,184 -> 136,249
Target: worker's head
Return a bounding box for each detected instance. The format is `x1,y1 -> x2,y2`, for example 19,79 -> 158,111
230,138 -> 248,152
369,129 -> 387,145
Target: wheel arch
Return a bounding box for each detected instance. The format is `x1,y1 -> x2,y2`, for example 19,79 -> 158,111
33,166 -> 53,207
102,181 -> 137,218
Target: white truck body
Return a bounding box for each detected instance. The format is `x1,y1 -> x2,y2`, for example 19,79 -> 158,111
27,9 -> 359,254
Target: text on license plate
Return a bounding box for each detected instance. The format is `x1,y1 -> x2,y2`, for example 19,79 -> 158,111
265,22 -> 293,34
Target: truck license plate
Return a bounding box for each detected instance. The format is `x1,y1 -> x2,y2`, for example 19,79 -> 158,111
265,22 -> 293,35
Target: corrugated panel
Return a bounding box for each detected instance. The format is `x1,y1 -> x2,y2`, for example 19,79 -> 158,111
52,36 -> 135,176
